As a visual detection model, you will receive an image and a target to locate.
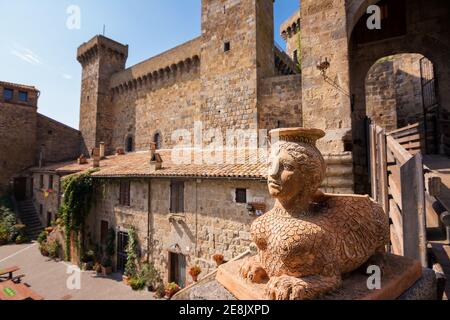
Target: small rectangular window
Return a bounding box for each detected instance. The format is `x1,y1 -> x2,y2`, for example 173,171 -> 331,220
224,42 -> 231,52
39,204 -> 43,216
48,175 -> 54,189
3,88 -> 13,101
119,181 -> 131,206
39,175 -> 44,188
170,181 -> 185,213
19,91 -> 28,102
235,188 -> 247,204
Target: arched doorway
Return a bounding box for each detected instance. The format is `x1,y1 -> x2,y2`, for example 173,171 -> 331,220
348,0 -> 450,194
125,135 -> 134,153
153,131 -> 162,150
365,53 -> 439,152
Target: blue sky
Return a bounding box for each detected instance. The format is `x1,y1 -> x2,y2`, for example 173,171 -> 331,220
0,0 -> 299,129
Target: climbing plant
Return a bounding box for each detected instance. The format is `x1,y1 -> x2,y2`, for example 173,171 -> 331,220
60,169 -> 97,261
296,31 -> 302,72
124,226 -> 138,278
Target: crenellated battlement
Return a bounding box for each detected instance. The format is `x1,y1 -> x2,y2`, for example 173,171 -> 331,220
77,35 -> 128,66
110,37 -> 201,95
280,9 -> 301,40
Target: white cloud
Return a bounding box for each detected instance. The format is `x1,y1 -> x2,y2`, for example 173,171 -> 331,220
62,73 -> 72,80
9,45 -> 42,66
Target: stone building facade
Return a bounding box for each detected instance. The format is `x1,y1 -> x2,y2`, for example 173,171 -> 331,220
0,81 -> 82,198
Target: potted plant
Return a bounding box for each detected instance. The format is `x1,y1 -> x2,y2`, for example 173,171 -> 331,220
15,234 -> 28,244
212,253 -> 224,267
165,282 -> 181,299
188,265 -> 202,282
0,224 -> 9,246
129,276 -> 146,291
101,228 -> 115,276
101,256 -> 113,275
94,262 -> 102,274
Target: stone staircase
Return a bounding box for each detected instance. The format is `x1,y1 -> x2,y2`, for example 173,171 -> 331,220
17,199 -> 44,240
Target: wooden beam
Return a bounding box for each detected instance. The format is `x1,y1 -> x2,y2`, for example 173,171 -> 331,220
378,129 -> 389,215
389,199 -> 403,241
400,154 -> 427,267
387,135 -> 412,165
389,174 -> 402,211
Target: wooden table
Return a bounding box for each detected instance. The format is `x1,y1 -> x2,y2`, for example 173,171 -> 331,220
0,280 -> 43,300
0,266 -> 20,281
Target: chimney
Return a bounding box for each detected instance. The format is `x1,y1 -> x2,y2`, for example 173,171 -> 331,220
93,147 -> 100,168
149,142 -> 162,171
99,142 -> 106,159
77,154 -> 88,165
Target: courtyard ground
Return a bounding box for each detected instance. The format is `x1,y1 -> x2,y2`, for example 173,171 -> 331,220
0,242 -> 156,300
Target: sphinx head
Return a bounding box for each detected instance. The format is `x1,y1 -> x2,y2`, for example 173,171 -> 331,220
267,128 -> 326,204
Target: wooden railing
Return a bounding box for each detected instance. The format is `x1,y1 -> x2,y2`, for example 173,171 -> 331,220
388,123 -> 424,155
369,124 -> 427,267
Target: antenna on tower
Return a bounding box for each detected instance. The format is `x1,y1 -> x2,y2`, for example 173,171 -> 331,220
102,24 -> 106,36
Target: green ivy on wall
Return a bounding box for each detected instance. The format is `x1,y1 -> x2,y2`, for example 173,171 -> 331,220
60,169 -> 98,261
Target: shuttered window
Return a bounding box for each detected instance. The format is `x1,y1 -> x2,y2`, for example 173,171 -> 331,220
170,181 -> 184,213
119,181 -> 131,206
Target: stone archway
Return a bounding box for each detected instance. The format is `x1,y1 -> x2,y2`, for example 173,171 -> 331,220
347,0 -> 450,193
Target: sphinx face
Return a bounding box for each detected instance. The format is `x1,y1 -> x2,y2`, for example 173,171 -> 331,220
267,146 -> 304,202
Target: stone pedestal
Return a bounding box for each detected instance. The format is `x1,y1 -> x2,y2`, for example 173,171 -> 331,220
173,254 -> 437,300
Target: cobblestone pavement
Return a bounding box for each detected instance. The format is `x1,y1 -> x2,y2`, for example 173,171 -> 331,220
0,242 -> 156,300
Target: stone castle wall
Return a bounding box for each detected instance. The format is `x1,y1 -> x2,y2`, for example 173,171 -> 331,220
259,74 -> 302,129
37,114 -> 82,163
110,59 -> 201,151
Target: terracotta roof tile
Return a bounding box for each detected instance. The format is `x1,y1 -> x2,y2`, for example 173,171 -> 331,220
31,149 -> 268,180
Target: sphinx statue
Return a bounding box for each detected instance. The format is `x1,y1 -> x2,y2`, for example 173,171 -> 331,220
239,128 -> 390,300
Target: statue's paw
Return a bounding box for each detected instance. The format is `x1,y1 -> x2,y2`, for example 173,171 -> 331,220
239,258 -> 268,283
265,276 -> 307,300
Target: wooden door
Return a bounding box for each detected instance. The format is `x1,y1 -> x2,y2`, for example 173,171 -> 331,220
117,231 -> 129,272
169,252 -> 186,288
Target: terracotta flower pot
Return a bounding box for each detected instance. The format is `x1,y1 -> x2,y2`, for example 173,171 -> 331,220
191,274 -> 198,282
123,275 -> 130,285
101,266 -> 112,275
165,288 -> 179,299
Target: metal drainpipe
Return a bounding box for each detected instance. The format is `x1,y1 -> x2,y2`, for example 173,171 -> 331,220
147,179 -> 152,263
195,180 -> 198,258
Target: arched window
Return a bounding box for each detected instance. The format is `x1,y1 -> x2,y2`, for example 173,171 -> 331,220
126,136 -> 134,152
153,132 -> 162,150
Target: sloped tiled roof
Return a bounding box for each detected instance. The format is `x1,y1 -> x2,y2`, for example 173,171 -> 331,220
31,149 -> 268,180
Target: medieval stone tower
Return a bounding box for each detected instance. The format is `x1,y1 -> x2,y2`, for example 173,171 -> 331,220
77,36 -> 128,155
200,0 -> 275,131
76,0 -> 300,156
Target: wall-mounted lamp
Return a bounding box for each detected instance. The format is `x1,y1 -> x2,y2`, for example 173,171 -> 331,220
316,58 -> 330,77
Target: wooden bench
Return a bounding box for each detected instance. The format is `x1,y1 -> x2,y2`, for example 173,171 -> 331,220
0,266 -> 20,281
0,280 -> 43,300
